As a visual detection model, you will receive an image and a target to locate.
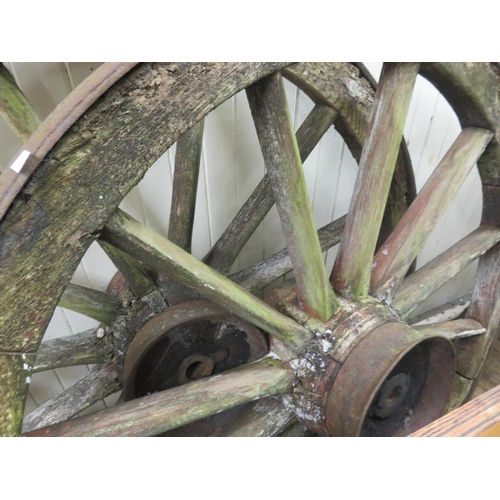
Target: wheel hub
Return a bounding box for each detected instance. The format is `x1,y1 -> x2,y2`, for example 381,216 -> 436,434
273,288 -> 456,436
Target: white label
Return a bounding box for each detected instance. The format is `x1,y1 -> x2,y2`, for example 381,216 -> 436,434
10,150 -> 31,173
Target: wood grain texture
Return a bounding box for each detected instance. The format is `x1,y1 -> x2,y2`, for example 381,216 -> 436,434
413,319 -> 486,340
58,283 -> 121,325
247,72 -> 338,320
203,103 -> 337,275
22,363 -> 120,433
410,382 -> 500,436
33,327 -> 111,372
102,209 -> 312,350
331,63 -> 419,300
393,225 -> 500,319
24,358 -> 294,437
0,64 -> 40,142
168,118 -> 204,253
371,127 -> 493,300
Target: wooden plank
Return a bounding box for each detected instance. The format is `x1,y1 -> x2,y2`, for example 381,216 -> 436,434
393,225 -> 500,319
413,318 -> 486,340
168,119 -> 204,253
33,327 -> 111,372
23,358 -> 294,437
99,240 -> 157,298
216,397 -> 294,437
247,72 -> 338,321
331,63 -> 419,300
102,209 -> 312,350
409,294 -> 471,326
0,64 -> 40,142
410,383 -> 500,437
231,214 -> 346,294
22,363 -> 120,433
203,103 -> 337,274
371,127 -> 493,300
58,283 -> 121,325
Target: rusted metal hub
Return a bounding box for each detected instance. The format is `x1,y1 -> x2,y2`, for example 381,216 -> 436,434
275,291 -> 456,436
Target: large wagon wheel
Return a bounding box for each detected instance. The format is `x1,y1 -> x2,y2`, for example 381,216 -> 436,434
0,62 -> 499,437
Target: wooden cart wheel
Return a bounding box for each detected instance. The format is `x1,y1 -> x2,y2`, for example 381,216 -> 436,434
0,62 -> 499,437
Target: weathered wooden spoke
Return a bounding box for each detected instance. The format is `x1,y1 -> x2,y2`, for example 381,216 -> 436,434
58,283 -> 121,325
33,327 -> 111,372
393,225 -> 500,319
101,208 -> 312,350
24,358 -> 294,437
168,119 -> 204,253
371,127 -> 493,300
22,363 -> 120,433
247,72 -> 338,321
331,63 -> 419,300
203,103 -> 337,274
231,214 -> 346,294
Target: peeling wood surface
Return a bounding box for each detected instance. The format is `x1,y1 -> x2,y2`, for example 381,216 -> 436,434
413,319 -> 486,340
24,358 -> 294,437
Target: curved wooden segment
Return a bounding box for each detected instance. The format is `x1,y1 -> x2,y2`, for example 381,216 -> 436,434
216,397 -> 294,437
58,283 -> 121,325
331,63 -> 419,301
231,214 -> 346,294
102,209 -> 312,349
203,103 -> 337,275
246,72 -> 338,321
24,358 -> 294,437
371,127 -> 494,301
98,240 -> 156,298
413,318 -> 486,341
0,64 -> 40,142
33,327 -> 111,372
22,363 -> 120,433
394,225 -> 500,319
410,383 -> 500,437
168,119 -> 204,253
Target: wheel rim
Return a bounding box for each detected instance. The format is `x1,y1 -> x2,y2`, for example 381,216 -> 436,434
1,62 -> 499,437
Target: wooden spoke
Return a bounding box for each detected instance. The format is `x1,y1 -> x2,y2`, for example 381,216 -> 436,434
102,209 -> 312,350
231,214 -> 346,294
409,294 -> 471,326
22,363 -> 120,433
247,72 -> 338,321
371,127 -> 494,299
413,318 -> 486,341
216,397 -> 294,437
393,225 -> 500,319
277,420 -> 310,437
33,327 -> 111,372
203,103 -> 338,274
23,358 -> 294,437
410,383 -> 500,437
99,240 -> 157,298
168,119 -> 204,253
0,64 -> 40,142
58,283 -> 121,325
331,63 -> 419,300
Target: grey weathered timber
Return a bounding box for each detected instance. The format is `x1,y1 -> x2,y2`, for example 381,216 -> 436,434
22,363 -> 120,433
168,119 -> 204,253
277,420 -> 309,437
33,328 -> 111,372
393,225 -> 500,319
231,214 -> 346,293
371,127 -> 493,301
24,358 -> 294,437
99,240 -> 157,297
414,319 -> 486,341
0,64 -> 40,142
216,397 -> 294,437
58,283 -> 121,325
102,209 -> 312,350
409,294 -> 471,326
331,63 -> 419,300
247,72 -> 338,321
203,103 -> 338,274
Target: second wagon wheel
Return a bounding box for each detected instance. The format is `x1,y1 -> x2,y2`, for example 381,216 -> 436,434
0,62 -> 499,437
